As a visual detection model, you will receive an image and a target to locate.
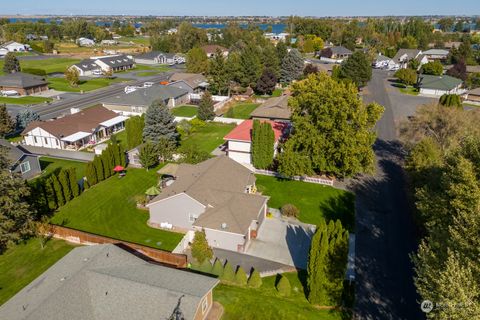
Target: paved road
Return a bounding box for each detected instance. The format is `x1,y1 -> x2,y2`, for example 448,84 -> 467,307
351,69 -> 423,320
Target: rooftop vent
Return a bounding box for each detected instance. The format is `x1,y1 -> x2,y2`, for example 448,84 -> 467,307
221,223 -> 227,230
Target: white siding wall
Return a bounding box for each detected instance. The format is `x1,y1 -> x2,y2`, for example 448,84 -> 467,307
228,151 -> 251,165
200,228 -> 246,252
24,127 -> 63,149
228,140 -> 251,153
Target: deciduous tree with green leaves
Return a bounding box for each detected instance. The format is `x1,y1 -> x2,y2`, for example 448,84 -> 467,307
64,67 -> 80,87
191,230 -> 213,264
421,61 -> 444,76
3,52 -> 20,74
138,142 -> 158,170
186,47 -> 208,73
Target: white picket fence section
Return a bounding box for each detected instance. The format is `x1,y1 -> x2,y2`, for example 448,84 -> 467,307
213,117 -> 244,125
254,169 -> 334,186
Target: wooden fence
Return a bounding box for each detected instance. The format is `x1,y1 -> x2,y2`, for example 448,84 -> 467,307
50,225 -> 187,268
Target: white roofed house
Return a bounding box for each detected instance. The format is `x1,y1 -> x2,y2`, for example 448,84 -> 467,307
70,54 -> 135,76
0,41 -> 30,52
21,106 -> 127,150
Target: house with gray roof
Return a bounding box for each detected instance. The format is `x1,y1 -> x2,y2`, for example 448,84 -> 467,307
422,49 -> 449,61
147,156 -> 269,253
168,73 -> 209,93
0,72 -> 49,96
102,84 -> 189,116
0,139 -> 41,179
250,95 -> 291,121
392,49 -> 428,69
0,244 -> 219,320
71,54 -> 135,76
418,74 -> 464,96
134,51 -> 185,65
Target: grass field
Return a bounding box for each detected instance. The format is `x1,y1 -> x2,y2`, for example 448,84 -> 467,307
0,238 -> 76,305
47,77 -> 128,92
399,86 -> 419,96
136,71 -> 160,77
171,105 -> 198,117
214,271 -> 346,320
253,88 -> 284,99
226,103 -> 260,119
255,175 -> 355,230
0,96 -> 52,105
50,166 -> 184,251
180,122 -> 235,153
22,58 -> 81,74
37,157 -> 86,181
133,64 -> 172,72
112,130 -> 129,152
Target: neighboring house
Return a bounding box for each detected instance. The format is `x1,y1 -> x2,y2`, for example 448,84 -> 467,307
464,87 -> 480,103
392,49 -> 427,69
466,65 -> 480,74
147,156 -> 269,253
223,119 -> 287,165
135,51 -> 185,65
102,85 -> 189,116
77,37 -> 95,47
71,54 -> 135,76
0,139 -> 41,179
22,106 -> 127,150
201,45 -> 229,58
0,244 -> 219,320
422,49 -> 449,61
168,73 -> 209,93
0,72 -> 49,96
250,95 -> 291,121
373,53 -> 396,70
0,41 -> 30,52
0,47 -> 8,57
318,46 -> 352,63
417,74 -> 464,96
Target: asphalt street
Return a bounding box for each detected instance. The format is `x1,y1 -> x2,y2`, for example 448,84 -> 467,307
351,70 -> 423,320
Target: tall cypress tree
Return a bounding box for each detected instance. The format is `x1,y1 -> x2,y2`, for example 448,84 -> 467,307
45,177 -> 58,209
68,167 -> 80,197
93,156 -> 104,182
51,174 -> 65,207
58,169 -> 72,202
85,161 -> 97,187
101,154 -> 111,179
251,120 -> 261,167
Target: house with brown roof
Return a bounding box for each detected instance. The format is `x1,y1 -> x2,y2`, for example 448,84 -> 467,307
250,95 -> 291,121
22,106 -> 127,150
0,72 -> 49,96
201,45 -> 229,58
147,156 -> 269,253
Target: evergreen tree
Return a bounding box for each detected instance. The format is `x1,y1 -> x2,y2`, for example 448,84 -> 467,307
211,259 -> 224,277
251,121 -> 275,169
220,261 -> 235,283
247,269 -> 262,288
44,176 -> 58,209
3,52 -> 21,74
280,49 -> 304,83
234,267 -> 248,286
199,259 -> 213,273
138,142 -> 159,170
0,104 -> 15,137
191,230 -> 213,264
276,275 -> 291,297
276,41 -> 288,63
207,49 -> 229,95
85,161 -> 97,187
15,109 -> 40,131
68,167 -> 80,197
226,52 -> 243,88
439,94 -> 462,108
255,68 -> 277,95
143,101 -> 178,143
157,137 -> 176,163
239,43 -> 262,88
51,174 -> 65,207
338,51 -> 372,87
93,156 -> 104,182
186,47 -> 208,73
125,115 -> 145,150
101,154 -> 111,179
262,43 -> 280,77
197,91 -> 215,121
58,169 -> 72,202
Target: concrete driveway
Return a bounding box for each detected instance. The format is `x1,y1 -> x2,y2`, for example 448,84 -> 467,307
246,217 -> 315,269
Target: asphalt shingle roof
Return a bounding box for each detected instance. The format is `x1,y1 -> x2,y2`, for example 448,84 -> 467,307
250,95 -> 291,120
418,74 -> 463,91
0,138 -> 25,164
102,85 -> 189,107
0,244 -> 218,320
0,72 -> 47,89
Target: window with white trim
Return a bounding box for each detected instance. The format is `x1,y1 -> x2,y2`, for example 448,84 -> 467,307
20,161 -> 31,173
201,297 -> 208,314
189,213 -> 198,223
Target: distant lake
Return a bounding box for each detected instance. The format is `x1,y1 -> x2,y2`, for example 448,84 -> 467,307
194,23 -> 286,33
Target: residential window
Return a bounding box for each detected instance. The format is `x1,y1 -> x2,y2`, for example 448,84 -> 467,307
201,297 -> 208,314
56,139 -> 59,146
189,213 -> 198,223
34,136 -> 37,143
44,137 -> 48,144
20,161 -> 31,173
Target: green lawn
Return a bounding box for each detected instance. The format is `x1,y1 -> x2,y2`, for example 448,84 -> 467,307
136,71 -> 160,77
0,238 -> 76,305
255,175 -> 355,230
112,129 -> 129,152
50,166 -> 184,251
227,103 -> 260,119
0,96 -> 52,105
399,86 -> 419,96
133,64 -> 172,72
214,271 -> 346,320
253,88 -> 284,99
21,58 -> 81,74
172,105 -> 198,117
47,77 -> 129,92
36,157 -> 86,181
180,122 -> 235,153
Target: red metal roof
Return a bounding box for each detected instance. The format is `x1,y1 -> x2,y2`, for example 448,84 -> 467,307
223,119 -> 286,142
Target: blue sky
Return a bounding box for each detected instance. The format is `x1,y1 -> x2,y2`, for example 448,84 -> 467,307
2,0 -> 479,16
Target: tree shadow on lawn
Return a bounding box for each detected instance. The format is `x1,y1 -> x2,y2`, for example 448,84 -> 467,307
319,192 -> 356,232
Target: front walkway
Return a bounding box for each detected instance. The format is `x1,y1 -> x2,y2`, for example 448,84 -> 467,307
246,216 -> 315,269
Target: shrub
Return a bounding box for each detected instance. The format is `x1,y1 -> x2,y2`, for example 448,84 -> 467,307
276,275 -> 291,297
439,94 -> 462,108
191,230 -> 213,264
190,118 -> 206,129
199,259 -> 213,273
220,261 -> 235,282
281,204 -> 299,218
395,68 -> 417,86
247,269 -> 262,288
234,267 -> 248,286
211,259 -> 224,277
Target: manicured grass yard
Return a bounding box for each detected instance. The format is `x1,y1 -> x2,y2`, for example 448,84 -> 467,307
134,64 -> 171,72
112,129 -> 129,152
214,271 -> 345,320
136,71 -> 160,77
0,238 -> 76,305
21,58 -> 81,74
37,157 -> 86,180
256,175 -> 355,230
227,103 -> 260,119
47,77 -> 128,92
171,105 -> 198,117
253,88 -> 284,99
50,166 -> 184,251
399,86 -> 419,96
180,122 -> 235,153
0,96 -> 52,105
